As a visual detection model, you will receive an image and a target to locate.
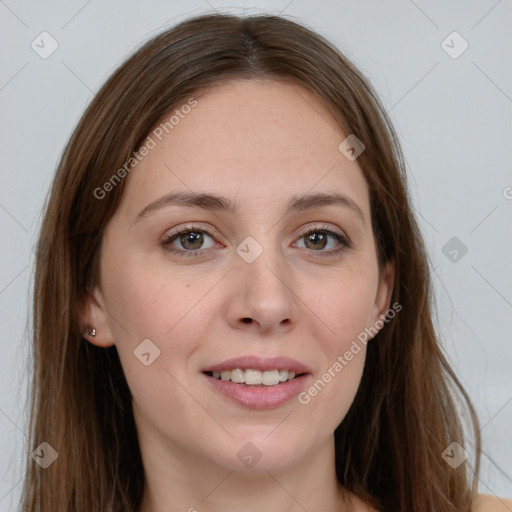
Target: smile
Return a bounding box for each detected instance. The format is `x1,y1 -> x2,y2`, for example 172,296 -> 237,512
204,368 -> 299,386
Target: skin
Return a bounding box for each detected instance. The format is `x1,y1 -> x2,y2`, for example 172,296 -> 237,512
80,79 -> 395,512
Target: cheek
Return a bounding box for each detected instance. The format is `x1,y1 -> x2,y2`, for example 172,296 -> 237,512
297,304 -> 370,439
99,259 -> 216,442
101,248 -> 211,339
298,267 -> 376,421
99,247 -> 217,384
310,264 -> 378,348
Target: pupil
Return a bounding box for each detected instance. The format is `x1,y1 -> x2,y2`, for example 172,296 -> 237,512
182,232 -> 203,249
307,232 -> 326,249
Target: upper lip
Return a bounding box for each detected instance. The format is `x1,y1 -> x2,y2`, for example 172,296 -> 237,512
202,355 -> 312,374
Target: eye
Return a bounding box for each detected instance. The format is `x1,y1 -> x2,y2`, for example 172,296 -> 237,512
294,225 -> 352,256
162,225 -> 217,257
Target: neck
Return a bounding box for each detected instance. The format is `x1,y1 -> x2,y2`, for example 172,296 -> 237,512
137,429 -> 353,512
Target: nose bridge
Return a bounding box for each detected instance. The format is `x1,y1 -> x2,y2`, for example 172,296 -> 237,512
232,230 -> 299,328
236,227 -> 285,285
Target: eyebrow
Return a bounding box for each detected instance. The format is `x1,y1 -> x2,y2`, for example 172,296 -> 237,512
135,191 -> 366,225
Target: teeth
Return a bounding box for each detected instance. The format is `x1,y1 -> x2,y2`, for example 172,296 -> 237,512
245,369 -> 262,385
208,368 -> 299,385
262,370 -> 280,385
230,368 -> 245,383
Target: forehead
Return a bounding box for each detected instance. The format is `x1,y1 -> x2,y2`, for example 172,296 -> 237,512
117,79 -> 370,220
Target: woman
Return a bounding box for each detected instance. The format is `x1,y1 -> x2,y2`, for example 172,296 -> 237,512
21,12 -> 510,512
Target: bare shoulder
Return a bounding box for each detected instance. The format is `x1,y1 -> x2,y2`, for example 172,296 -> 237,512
359,493 -> 512,512
347,491 -> 512,512
474,493 -> 512,512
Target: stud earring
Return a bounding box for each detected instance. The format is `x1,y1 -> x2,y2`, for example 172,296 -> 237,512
85,327 -> 96,338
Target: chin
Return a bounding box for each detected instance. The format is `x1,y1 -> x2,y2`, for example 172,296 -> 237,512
203,430 -> 312,474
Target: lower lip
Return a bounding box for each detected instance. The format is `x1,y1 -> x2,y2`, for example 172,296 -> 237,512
201,373 -> 311,410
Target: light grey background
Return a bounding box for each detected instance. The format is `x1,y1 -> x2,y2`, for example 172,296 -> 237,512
1,0 -> 511,509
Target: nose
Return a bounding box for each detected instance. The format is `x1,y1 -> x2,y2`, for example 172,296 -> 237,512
227,246 -> 300,335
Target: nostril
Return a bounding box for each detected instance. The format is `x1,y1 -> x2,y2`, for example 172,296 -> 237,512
241,318 -> 252,324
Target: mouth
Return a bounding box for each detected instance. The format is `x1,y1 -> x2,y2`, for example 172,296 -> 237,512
202,368 -> 305,386
200,356 -> 312,409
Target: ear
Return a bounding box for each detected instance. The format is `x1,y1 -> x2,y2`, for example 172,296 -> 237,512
368,258 -> 396,338
77,286 -> 115,347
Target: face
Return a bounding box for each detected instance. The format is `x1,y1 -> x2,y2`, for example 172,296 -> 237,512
81,79 -> 394,474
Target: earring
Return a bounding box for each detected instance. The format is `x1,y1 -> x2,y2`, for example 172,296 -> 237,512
85,327 -> 96,338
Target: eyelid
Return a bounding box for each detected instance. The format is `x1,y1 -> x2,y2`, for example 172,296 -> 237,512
163,223 -> 221,241
295,223 -> 346,240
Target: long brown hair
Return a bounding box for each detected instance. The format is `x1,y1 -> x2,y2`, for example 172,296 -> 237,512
21,12 -> 481,512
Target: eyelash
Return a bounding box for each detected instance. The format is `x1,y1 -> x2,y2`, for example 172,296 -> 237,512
162,224 -> 352,259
